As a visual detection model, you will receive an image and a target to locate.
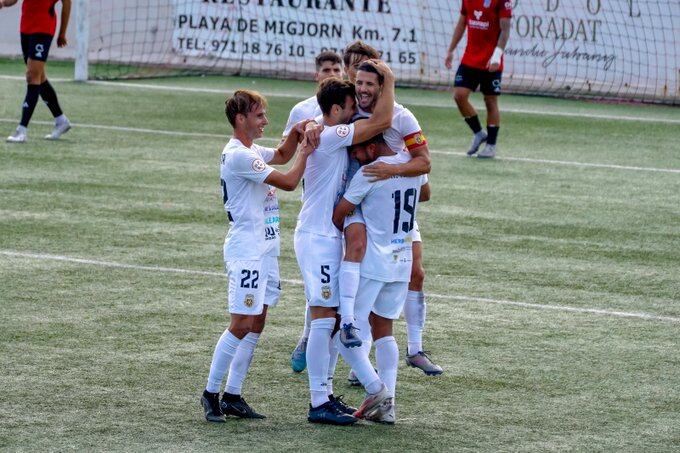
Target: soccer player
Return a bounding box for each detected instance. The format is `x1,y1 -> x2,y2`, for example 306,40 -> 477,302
295,62 -> 394,425
341,43 -> 443,378
3,0 -> 72,143
444,0 -> 512,158
285,50 -> 344,374
333,133 -> 430,424
201,90 -> 314,423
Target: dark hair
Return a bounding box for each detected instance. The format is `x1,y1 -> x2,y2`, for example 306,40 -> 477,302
349,132 -> 386,151
356,61 -> 384,85
225,90 -> 267,127
316,78 -> 356,115
342,40 -> 380,67
315,50 -> 342,70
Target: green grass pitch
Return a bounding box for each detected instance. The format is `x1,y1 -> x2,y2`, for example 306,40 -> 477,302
1,59 -> 679,451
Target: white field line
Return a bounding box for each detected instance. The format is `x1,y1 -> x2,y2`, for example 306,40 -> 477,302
2,118 -> 679,175
2,250 -> 679,324
1,74 -> 679,125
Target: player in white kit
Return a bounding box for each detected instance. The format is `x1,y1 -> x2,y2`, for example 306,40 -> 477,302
201,90 -> 315,423
333,133 -> 430,424
296,62 -> 396,425
341,44 -> 443,380
284,50 -> 344,373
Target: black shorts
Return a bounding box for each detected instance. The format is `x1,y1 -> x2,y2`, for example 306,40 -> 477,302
21,33 -> 53,64
454,64 -> 502,96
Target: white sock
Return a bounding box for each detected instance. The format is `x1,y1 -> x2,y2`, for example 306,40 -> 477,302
355,317 -> 373,358
333,331 -> 382,394
339,261 -> 361,326
206,329 -> 241,393
225,332 -> 260,395
17,125 -> 27,133
327,339 -> 340,396
300,303 -> 311,341
375,336 -> 399,398
307,317 -> 335,408
55,114 -> 68,124
404,290 -> 425,355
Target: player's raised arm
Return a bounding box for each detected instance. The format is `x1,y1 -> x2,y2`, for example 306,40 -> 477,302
269,119 -> 314,165
264,139 -> 314,191
352,60 -> 394,144
362,139 -> 431,181
445,14 -> 467,69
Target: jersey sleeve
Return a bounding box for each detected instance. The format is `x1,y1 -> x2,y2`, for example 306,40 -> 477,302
398,108 -> 428,152
318,123 -> 355,154
251,144 -> 276,164
499,0 -> 512,18
460,0 -> 467,15
420,174 -> 429,186
283,104 -> 305,137
343,170 -> 372,206
232,147 -> 275,184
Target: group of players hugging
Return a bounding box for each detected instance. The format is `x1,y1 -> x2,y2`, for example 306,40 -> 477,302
201,0 -> 511,427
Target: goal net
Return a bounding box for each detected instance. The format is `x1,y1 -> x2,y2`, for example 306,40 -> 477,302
85,0 -> 679,104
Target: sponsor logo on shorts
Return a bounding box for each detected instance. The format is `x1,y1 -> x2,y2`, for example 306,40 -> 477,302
244,294 -> 255,307
35,44 -> 44,58
336,125 -> 350,138
321,285 -> 332,300
252,159 -> 266,172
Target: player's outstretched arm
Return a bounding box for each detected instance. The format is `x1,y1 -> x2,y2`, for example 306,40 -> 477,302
0,0 -> 20,8
264,139 -> 314,191
270,119 -> 313,165
332,198 -> 356,232
362,144 -> 431,181
445,14 -> 467,69
58,0 -> 72,47
352,60 -> 395,144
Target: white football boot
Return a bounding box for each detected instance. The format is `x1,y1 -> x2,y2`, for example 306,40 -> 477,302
477,143 -> 497,159
467,131 -> 487,156
6,126 -> 27,143
45,117 -> 71,140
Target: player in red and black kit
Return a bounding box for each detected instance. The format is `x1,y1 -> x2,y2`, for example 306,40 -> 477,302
2,0 -> 72,143
445,0 -> 511,158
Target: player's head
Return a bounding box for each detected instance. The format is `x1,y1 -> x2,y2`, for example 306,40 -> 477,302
317,77 -> 356,124
314,51 -> 343,84
349,131 -> 388,165
355,60 -> 384,112
343,40 -> 380,83
225,90 -> 269,139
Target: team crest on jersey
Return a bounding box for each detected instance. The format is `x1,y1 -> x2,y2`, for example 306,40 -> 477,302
336,125 -> 350,138
483,0 -> 492,8
321,285 -> 332,300
244,294 -> 255,307
252,159 -> 266,172
474,10 -> 483,20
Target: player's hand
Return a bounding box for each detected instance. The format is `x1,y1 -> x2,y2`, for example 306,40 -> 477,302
488,61 -> 500,72
365,59 -> 394,82
57,34 -> 68,47
303,122 -> 323,148
362,161 -> 396,182
444,51 -> 454,69
292,119 -> 314,139
299,137 -> 315,156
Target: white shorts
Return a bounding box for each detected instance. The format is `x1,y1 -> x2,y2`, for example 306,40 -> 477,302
354,277 -> 409,321
412,220 -> 421,243
294,231 -> 342,308
226,256 -> 281,315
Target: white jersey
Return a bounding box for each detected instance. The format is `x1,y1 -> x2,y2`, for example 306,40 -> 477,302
356,102 -> 423,160
295,123 -> 353,238
343,154 -> 426,282
220,138 -> 280,261
283,95 -> 322,136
